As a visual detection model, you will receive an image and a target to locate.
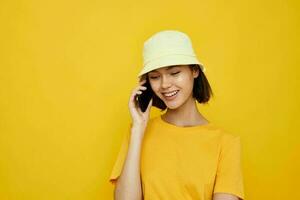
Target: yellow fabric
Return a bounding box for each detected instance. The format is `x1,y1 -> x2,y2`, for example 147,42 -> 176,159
109,115 -> 245,200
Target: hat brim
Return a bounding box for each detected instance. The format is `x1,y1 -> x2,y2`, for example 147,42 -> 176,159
137,54 -> 205,78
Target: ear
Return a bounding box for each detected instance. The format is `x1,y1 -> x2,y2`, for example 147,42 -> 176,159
192,65 -> 200,78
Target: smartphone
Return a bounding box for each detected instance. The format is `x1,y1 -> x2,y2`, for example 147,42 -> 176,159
135,78 -> 153,112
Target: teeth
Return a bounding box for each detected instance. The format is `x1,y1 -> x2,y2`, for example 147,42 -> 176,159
164,90 -> 178,97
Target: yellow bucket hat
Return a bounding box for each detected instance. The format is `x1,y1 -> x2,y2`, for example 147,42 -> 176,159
137,30 -> 206,78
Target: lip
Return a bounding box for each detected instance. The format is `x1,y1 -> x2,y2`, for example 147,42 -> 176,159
162,90 -> 179,94
162,90 -> 179,101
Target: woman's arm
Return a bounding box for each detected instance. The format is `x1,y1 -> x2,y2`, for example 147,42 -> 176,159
113,78 -> 152,199
213,192 -> 241,200
113,125 -> 144,200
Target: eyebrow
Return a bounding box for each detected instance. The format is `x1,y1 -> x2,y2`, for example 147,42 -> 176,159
151,65 -> 178,72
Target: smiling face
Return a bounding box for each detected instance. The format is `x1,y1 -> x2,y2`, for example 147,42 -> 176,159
148,65 -> 199,109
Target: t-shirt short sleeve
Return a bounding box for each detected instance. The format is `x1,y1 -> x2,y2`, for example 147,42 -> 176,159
109,123 -> 132,185
213,135 -> 245,200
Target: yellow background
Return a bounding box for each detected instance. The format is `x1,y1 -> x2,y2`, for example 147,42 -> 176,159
0,0 -> 299,199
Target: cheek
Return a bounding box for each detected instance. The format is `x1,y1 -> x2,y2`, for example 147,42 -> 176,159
177,76 -> 194,96
176,75 -> 192,87
150,83 -> 160,94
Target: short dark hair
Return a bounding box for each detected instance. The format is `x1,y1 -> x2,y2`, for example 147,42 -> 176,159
139,64 -> 214,111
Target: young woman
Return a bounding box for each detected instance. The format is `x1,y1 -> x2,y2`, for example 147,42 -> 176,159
109,30 -> 245,200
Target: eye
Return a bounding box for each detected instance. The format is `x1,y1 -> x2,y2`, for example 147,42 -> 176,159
149,76 -> 159,80
171,71 -> 180,75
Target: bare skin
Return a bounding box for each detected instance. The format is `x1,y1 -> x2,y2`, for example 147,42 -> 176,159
114,78 -> 152,200
114,65 -> 241,200
148,65 -> 209,127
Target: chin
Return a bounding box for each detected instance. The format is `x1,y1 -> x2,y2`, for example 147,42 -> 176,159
164,101 -> 182,110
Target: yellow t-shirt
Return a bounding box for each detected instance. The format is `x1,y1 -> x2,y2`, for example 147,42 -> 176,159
109,115 -> 245,200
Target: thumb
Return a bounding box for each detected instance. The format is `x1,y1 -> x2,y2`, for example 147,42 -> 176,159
145,98 -> 153,113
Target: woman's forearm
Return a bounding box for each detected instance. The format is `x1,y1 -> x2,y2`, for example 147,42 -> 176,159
114,126 -> 145,200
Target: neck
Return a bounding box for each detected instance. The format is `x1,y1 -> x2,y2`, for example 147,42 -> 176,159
162,96 -> 210,127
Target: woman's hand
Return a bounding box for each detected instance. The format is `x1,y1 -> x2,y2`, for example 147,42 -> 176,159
128,78 -> 153,134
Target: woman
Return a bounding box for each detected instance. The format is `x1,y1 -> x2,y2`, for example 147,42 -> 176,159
109,30 -> 245,200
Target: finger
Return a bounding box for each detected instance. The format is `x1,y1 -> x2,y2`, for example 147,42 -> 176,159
129,89 -> 139,106
136,85 -> 147,90
139,79 -> 147,85
145,98 -> 153,114
132,92 -> 142,109
130,95 -> 142,117
132,87 -> 142,97
139,77 -> 147,82
137,106 -> 143,116
135,99 -> 143,115
134,86 -> 147,94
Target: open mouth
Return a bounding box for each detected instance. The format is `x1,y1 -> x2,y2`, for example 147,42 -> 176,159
162,90 -> 179,100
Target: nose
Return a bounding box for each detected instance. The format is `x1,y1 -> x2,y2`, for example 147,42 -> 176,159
161,75 -> 172,89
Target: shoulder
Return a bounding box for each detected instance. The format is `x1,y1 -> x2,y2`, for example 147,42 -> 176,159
214,128 -> 242,157
208,124 -> 241,144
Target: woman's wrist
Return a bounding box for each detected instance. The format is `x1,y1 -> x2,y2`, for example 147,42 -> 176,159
130,125 -> 146,141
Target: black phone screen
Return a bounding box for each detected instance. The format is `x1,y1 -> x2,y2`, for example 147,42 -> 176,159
136,78 -> 153,112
